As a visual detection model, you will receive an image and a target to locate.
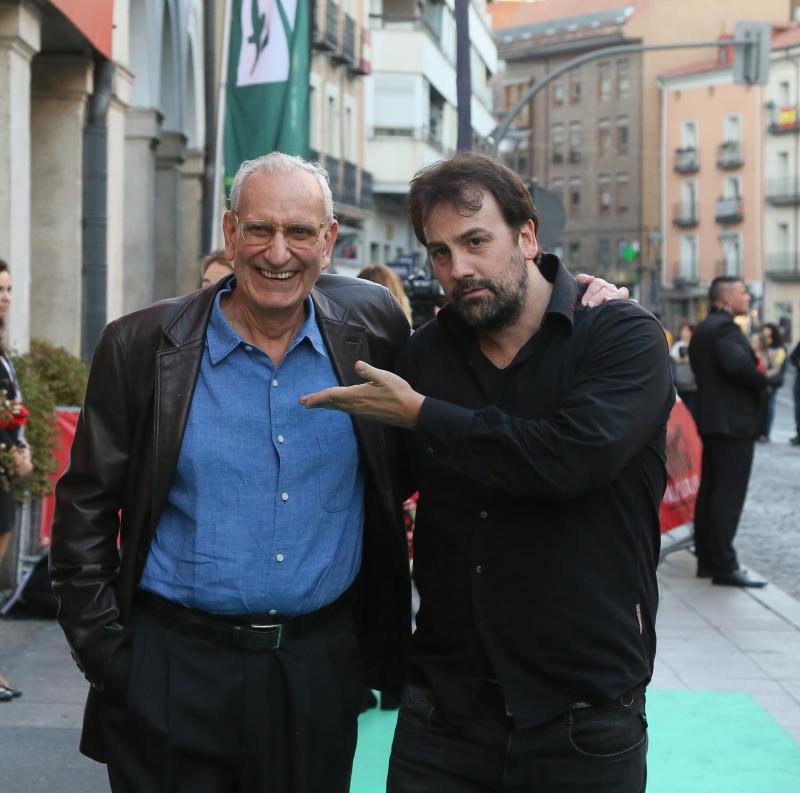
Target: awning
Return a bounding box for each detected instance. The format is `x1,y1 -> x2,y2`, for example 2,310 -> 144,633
49,0 -> 114,59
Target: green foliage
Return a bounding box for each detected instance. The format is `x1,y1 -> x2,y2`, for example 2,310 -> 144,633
6,340 -> 88,500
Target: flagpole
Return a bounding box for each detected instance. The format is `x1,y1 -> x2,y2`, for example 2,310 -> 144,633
211,0 -> 234,250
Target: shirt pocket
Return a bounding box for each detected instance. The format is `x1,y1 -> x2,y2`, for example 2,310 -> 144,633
317,430 -> 360,512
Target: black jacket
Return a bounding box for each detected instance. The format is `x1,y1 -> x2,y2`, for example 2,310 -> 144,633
50,274 -> 411,760
688,309 -> 767,438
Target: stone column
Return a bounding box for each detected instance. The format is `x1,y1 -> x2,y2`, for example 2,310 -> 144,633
178,148 -> 205,295
30,54 -> 93,357
154,131 -> 187,301
106,64 -> 133,322
122,107 -> 161,314
0,0 -> 40,354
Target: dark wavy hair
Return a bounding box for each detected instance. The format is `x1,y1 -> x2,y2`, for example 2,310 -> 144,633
408,152 -> 539,248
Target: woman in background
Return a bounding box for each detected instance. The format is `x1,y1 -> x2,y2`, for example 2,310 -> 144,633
0,260 -> 32,702
760,323 -> 787,442
357,264 -> 413,325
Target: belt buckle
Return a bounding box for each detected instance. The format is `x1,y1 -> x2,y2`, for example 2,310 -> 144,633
250,622 -> 283,646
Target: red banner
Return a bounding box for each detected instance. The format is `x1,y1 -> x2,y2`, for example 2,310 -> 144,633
39,408 -> 79,547
659,399 -> 703,533
49,0 -> 114,59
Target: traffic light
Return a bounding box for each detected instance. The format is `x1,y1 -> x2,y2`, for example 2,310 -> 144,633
733,21 -> 772,86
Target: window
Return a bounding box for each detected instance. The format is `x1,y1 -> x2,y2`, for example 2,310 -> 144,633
568,121 -> 582,162
724,175 -> 741,199
597,118 -> 612,158
569,177 -> 581,213
617,59 -> 630,100
681,120 -> 698,150
551,178 -> 564,203
680,235 -> 697,280
779,80 -> 791,105
615,173 -> 630,212
720,234 -> 741,277
616,116 -> 629,155
553,82 -> 565,106
598,174 -> 611,211
326,86 -> 340,155
309,81 -> 320,150
682,180 -> 697,210
551,123 -> 565,163
598,62 -> 611,101
569,71 -> 581,104
598,239 -> 611,267
724,114 -> 741,144
568,241 -> 581,264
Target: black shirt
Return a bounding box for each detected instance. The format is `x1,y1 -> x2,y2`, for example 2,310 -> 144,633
397,255 -> 675,729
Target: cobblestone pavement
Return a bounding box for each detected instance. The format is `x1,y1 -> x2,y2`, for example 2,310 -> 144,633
735,372 -> 800,600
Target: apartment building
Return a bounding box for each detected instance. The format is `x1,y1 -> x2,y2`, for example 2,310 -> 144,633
363,0 -> 497,271
659,49 -> 763,330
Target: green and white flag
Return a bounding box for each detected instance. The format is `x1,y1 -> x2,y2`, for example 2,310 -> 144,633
223,0 -> 310,196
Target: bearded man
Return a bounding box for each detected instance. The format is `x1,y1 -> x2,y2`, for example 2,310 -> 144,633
302,152 -> 675,793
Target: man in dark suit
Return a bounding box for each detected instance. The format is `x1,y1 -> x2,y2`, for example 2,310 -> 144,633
689,276 -> 768,587
49,153 -> 412,792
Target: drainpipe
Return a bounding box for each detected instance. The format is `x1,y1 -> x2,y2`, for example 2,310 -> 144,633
82,55 -> 113,360
201,0 -> 217,254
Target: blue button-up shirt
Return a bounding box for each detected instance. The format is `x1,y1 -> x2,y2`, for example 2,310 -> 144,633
139,285 -> 365,615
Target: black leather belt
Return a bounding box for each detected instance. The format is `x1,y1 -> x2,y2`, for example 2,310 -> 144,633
135,589 -> 347,651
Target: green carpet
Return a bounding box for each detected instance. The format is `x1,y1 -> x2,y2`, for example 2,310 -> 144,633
351,691 -> 800,793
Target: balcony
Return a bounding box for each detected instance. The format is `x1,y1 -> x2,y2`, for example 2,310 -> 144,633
325,155 -> 341,198
568,149 -> 582,164
671,269 -> 700,289
332,13 -> 356,64
341,160 -> 358,206
368,126 -> 454,191
716,141 -> 743,170
349,26 -> 371,75
672,201 -> 699,228
313,0 -> 341,52
673,147 -> 699,174
361,170 -> 374,210
715,197 -> 743,225
552,150 -> 564,163
766,178 -> 800,206
765,253 -> 800,281
767,105 -> 800,135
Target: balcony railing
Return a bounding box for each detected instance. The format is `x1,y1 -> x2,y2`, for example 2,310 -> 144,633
765,253 -> 800,280
325,155 -> 341,198
766,178 -> 800,206
768,105 -> 800,134
313,0 -> 341,51
342,160 -> 358,206
717,141 -> 743,169
673,147 -> 699,174
361,170 -> 374,210
715,197 -> 743,224
672,201 -> 699,228
349,26 -> 371,75
671,269 -> 700,288
332,12 -> 356,64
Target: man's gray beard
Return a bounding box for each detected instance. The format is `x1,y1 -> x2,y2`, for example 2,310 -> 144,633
449,252 -> 529,332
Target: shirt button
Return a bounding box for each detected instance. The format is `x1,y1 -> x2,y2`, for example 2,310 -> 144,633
269,609 -> 277,616
277,434 -> 285,443
244,345 -> 253,352
426,446 -> 434,454
276,553 -> 285,562
480,510 -> 488,519
475,564 -> 483,574
272,378 -> 279,387
281,492 -> 289,502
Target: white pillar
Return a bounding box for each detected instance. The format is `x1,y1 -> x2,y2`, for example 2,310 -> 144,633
0,0 -> 40,354
123,107 -> 161,313
106,64 -> 133,322
178,148 -> 205,295
30,54 -> 93,357
154,131 -> 187,301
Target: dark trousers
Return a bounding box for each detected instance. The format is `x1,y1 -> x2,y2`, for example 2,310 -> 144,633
100,603 -> 363,793
794,374 -> 800,436
693,435 -> 755,574
387,684 -> 648,793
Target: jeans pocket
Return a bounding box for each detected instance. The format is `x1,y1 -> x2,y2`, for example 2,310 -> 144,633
568,708 -> 648,759
397,684 -> 448,731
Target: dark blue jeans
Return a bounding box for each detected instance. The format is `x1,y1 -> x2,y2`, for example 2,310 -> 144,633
387,684 -> 648,793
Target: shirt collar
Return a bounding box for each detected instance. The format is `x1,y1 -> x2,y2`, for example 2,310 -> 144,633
206,279 -> 328,365
538,252 -> 578,328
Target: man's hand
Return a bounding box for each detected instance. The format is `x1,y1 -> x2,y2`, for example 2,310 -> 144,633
10,445 -> 33,477
300,361 -> 424,429
576,274 -> 630,307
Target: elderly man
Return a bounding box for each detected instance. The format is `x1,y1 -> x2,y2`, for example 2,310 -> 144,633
49,152 -> 412,793
302,152 -> 674,793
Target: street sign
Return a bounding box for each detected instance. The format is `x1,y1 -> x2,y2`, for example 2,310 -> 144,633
733,21 -> 772,86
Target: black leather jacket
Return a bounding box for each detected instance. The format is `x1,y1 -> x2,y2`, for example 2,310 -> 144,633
50,274 -> 411,759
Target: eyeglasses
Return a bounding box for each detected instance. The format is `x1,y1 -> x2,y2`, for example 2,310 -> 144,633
235,215 -> 326,249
